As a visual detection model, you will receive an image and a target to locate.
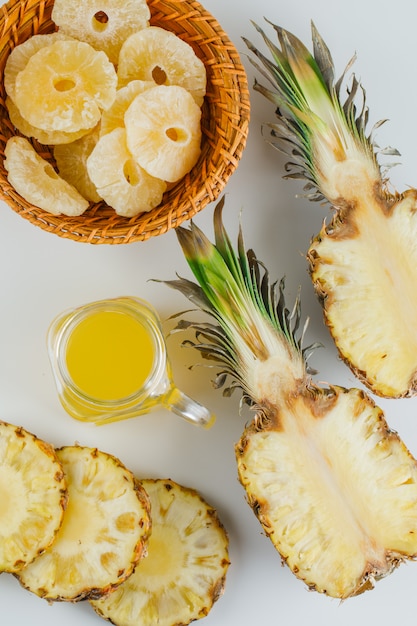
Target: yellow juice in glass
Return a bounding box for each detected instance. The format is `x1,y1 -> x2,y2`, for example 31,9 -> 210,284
47,297 -> 214,428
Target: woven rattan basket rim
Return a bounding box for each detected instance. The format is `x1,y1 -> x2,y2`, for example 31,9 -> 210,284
0,0 -> 250,244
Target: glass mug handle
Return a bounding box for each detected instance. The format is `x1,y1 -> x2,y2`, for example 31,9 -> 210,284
162,385 -> 216,429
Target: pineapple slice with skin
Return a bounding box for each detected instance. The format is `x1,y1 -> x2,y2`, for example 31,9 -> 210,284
14,39 -> 117,133
0,421 -> 67,574
86,127 -> 167,216
91,478 -> 230,626
117,26 -> 207,106
124,85 -> 202,183
16,445 -> 151,602
243,22 -> 417,398
54,126 -> 102,202
163,199 -> 417,599
100,80 -> 155,137
4,137 -> 89,216
52,0 -> 150,65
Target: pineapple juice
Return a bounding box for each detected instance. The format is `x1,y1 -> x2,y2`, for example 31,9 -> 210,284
65,309 -> 154,401
47,297 -> 215,427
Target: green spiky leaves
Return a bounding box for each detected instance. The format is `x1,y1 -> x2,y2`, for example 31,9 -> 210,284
165,199 -> 319,404
244,20 -> 381,203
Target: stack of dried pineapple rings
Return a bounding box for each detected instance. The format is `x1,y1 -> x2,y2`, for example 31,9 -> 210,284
3,0 -> 207,217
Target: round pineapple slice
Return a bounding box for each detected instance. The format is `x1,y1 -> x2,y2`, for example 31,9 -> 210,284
91,479 -> 230,626
52,0 -> 150,65
4,137 -> 89,216
16,445 -> 151,602
100,80 -> 154,137
0,421 -> 67,574
54,126 -> 102,202
6,96 -> 90,145
125,85 -> 202,183
117,26 -> 207,106
86,127 -> 167,216
14,39 -> 117,133
4,32 -> 73,102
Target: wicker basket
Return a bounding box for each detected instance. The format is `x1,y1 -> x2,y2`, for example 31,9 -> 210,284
0,0 -> 250,244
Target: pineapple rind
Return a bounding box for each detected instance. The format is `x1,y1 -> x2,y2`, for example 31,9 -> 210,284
0,421 -> 67,573
309,188 -> 417,397
236,385 -> 417,598
91,478 -> 230,626
16,446 -> 151,601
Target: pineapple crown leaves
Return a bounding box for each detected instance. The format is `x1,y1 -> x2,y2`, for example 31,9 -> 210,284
243,20 -> 384,201
163,198 -> 320,400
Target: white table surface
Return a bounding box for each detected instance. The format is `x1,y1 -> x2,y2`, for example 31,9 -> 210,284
2,0 -> 417,624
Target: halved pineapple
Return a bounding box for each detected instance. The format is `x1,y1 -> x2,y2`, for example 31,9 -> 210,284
165,199 -> 417,598
16,445 -> 151,602
52,0 -> 150,64
4,32 -> 72,102
4,137 -> 89,216
6,96 -> 90,145
117,26 -> 207,106
124,85 -> 202,183
54,126 -> 102,202
86,127 -> 167,216
91,479 -> 230,626
0,421 -> 67,574
13,39 -> 117,133
244,22 -> 417,398
100,80 -> 155,137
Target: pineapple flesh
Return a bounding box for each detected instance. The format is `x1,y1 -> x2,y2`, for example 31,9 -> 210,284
244,21 -> 417,398
91,478 -> 230,626
0,421 -> 67,573
165,200 -> 417,598
16,445 -> 151,602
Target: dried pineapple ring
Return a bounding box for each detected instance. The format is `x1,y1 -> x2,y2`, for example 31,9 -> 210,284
117,26 -> 207,106
0,421 -> 67,574
86,127 -> 167,216
6,97 -> 91,146
125,85 -> 202,183
4,137 -> 90,216
54,126 -> 102,202
52,0 -> 150,64
91,479 -> 230,626
17,445 -> 151,602
4,32 -> 72,102
100,80 -> 155,137
14,40 -> 117,133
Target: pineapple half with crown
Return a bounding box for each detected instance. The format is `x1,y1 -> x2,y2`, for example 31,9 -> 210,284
243,21 -> 417,398
17,445 -> 151,602
164,199 -> 417,599
91,478 -> 230,626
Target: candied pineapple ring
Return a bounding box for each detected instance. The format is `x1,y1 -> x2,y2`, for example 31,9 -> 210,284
4,137 -> 89,216
14,40 -> 117,133
125,85 -> 202,183
6,97 -> 90,146
4,32 -> 72,102
52,0 -> 150,64
117,26 -> 207,106
54,127 -> 102,202
86,127 -> 167,216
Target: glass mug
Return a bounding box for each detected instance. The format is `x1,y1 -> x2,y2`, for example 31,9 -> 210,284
47,296 -> 215,428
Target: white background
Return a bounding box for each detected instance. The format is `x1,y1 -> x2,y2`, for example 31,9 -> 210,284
1,0 -> 417,624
